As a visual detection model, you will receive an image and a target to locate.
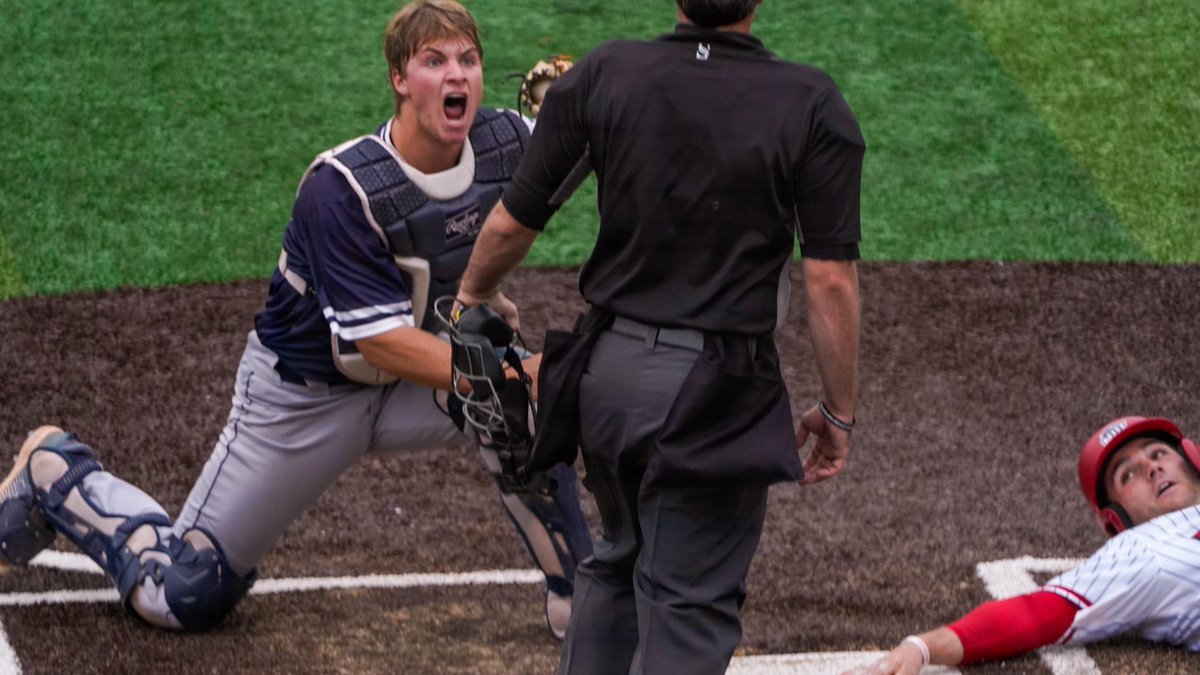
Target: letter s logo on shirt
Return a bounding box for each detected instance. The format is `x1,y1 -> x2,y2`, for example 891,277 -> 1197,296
697,43 -> 711,61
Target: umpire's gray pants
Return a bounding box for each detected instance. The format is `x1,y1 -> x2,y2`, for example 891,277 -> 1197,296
558,326 -> 769,675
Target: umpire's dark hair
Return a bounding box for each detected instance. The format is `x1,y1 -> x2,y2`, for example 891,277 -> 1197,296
676,0 -> 758,29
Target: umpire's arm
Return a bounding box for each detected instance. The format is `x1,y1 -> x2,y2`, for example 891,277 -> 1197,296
804,258 -> 860,423
796,258 -> 861,484
459,59 -> 590,328
457,201 -> 539,329
792,81 -> 865,484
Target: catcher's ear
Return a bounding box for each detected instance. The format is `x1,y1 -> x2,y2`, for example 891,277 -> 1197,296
391,69 -> 408,97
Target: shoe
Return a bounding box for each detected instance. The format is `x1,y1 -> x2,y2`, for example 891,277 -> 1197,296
0,426 -> 65,571
545,586 -> 571,640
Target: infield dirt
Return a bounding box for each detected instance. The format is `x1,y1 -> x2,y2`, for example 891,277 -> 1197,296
0,262 -> 1196,674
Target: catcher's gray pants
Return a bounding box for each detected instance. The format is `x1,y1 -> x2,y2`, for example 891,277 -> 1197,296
66,330 -> 575,579
558,323 -> 769,675
171,330 -> 475,573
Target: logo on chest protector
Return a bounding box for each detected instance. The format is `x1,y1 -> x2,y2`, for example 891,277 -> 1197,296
444,204 -> 482,245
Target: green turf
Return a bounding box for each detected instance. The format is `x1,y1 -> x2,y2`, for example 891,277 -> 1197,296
0,1 -> 1192,299
0,1 -> 398,298
756,1 -> 1142,262
951,0 -> 1199,264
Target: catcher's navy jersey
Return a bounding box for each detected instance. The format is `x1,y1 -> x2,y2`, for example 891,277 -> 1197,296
256,166 -> 413,382
255,124 -> 422,386
256,113 -> 528,385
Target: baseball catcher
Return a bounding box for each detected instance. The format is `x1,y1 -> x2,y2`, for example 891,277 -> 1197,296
0,0 -> 591,644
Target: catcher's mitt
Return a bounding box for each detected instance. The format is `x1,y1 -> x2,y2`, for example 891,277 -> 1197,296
434,296 -> 537,490
514,55 -> 573,118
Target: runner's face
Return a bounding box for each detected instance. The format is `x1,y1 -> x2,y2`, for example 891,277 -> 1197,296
1107,437 -> 1200,526
393,37 -> 483,147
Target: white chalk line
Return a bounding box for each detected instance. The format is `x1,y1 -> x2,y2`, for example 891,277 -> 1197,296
727,652 -> 959,673
6,550 -> 542,606
0,553 -> 1104,675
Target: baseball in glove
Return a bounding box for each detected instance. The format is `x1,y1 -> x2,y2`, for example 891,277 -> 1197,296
513,55 -> 573,118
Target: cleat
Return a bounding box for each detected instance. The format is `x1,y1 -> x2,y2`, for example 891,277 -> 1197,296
0,426 -> 66,571
546,587 -> 571,640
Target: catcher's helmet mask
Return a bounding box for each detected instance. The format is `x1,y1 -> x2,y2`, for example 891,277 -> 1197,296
434,296 -> 538,489
1077,416 -> 1200,537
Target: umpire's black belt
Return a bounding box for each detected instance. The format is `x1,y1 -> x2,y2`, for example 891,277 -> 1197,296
611,316 -> 704,351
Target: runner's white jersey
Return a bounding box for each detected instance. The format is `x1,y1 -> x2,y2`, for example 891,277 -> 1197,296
1044,504 -> 1200,649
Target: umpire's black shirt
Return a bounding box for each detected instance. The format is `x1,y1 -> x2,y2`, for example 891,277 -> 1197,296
503,24 -> 865,336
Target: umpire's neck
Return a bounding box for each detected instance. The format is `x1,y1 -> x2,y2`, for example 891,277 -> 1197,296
676,1 -> 761,34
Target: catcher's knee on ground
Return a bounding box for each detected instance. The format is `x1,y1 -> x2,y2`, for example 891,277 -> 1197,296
19,430 -> 254,630
122,527 -> 254,630
481,448 -> 593,638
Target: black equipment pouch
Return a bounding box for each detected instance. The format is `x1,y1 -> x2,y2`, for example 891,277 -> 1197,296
646,334 -> 803,487
526,307 -> 615,474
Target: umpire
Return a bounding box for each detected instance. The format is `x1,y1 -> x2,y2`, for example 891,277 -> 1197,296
457,1 -> 864,673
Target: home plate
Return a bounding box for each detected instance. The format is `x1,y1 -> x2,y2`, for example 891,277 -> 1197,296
727,652 -> 959,674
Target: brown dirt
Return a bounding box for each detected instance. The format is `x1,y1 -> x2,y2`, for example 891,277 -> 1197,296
0,262 -> 1196,674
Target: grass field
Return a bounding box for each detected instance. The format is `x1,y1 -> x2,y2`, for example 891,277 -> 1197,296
1,0 -> 1195,299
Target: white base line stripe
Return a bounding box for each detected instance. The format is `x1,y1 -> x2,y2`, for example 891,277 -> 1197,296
0,588 -> 119,608
250,569 -> 545,594
2,567 -> 545,608
29,550 -> 104,575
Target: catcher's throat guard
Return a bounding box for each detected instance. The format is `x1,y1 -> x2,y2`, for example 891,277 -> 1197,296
435,296 -> 537,488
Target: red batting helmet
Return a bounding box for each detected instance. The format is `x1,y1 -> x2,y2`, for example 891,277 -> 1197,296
1078,416 -> 1200,537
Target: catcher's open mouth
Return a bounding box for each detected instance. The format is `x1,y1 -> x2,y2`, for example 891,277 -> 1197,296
444,94 -> 468,121
1157,481 -> 1175,497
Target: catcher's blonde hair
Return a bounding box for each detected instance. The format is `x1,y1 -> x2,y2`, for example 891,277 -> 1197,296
384,0 -> 483,113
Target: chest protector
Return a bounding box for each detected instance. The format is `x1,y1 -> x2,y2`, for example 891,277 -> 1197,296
286,108 -> 529,384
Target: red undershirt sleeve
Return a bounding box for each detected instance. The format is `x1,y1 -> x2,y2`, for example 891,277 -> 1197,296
948,591 -> 1079,665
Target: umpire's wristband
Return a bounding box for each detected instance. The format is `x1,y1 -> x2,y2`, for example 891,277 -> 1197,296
819,400 -> 855,432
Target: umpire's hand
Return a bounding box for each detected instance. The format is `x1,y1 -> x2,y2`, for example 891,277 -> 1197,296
453,289 -> 521,333
795,403 -> 852,484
